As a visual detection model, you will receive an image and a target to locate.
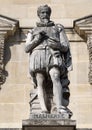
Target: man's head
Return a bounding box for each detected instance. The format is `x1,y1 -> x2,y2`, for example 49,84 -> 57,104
37,5 -> 51,23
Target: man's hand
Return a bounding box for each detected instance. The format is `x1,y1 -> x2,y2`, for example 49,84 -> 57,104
34,33 -> 42,42
33,31 -> 46,42
34,31 -> 46,42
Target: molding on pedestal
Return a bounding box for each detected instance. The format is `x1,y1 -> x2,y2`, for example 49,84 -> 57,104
22,119 -> 76,130
74,15 -> 92,85
0,15 -> 19,87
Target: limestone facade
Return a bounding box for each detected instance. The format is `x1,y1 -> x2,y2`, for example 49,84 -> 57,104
0,0 -> 92,129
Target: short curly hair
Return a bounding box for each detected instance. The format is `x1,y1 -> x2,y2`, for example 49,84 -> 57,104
37,5 -> 51,17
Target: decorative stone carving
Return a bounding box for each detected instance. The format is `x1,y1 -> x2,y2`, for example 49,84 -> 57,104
0,34 -> 6,85
0,15 -> 19,87
87,34 -> 92,84
74,15 -> 92,41
74,15 -> 92,85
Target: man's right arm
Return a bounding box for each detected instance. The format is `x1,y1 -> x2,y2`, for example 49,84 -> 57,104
25,30 -> 42,53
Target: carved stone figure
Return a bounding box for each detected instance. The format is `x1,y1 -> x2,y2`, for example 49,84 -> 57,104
25,5 -> 73,118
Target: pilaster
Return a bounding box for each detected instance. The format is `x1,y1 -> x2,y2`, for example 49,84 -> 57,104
0,15 -> 19,87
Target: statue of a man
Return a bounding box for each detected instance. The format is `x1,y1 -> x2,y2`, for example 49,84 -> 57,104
25,5 -> 73,117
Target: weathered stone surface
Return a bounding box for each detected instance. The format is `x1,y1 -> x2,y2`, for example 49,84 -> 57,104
23,119 -> 76,125
22,119 -> 76,130
23,127 -> 75,130
0,1 -> 92,129
74,16 -> 92,85
0,15 -> 19,86
0,129 -> 21,130
25,5 -> 72,118
30,113 -> 69,120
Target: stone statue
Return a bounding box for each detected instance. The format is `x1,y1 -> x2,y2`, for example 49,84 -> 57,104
25,5 -> 73,118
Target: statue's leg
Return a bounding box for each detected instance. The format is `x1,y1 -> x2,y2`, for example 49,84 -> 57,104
49,67 -> 62,110
36,73 -> 48,113
49,67 -> 67,113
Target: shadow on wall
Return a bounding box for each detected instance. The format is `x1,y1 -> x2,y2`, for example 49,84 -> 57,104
3,29 -> 26,84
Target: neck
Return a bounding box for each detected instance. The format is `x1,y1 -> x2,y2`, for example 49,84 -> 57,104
40,19 -> 50,24
36,20 -> 55,27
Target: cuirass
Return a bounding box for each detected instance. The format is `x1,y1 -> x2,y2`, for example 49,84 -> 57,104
33,25 -> 60,42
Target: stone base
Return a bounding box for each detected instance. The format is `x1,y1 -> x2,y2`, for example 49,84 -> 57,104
23,126 -> 76,130
22,114 -> 76,130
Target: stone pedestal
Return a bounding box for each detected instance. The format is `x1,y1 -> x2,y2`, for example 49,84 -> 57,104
22,114 -> 76,130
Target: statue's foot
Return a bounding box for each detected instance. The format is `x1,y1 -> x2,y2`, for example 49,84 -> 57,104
57,106 -> 67,114
41,110 -> 49,114
66,107 -> 73,118
57,106 -> 73,119
57,106 -> 69,119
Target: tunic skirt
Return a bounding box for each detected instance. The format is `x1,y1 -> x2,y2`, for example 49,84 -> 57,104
29,46 -> 66,76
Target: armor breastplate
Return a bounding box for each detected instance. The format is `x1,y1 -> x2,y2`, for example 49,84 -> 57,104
33,25 -> 60,43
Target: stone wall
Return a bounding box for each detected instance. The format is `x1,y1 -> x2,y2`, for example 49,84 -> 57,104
0,0 -> 92,27
0,0 -> 92,129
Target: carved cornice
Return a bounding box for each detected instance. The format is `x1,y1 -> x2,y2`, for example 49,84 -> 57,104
74,15 -> 92,84
0,15 -> 19,86
74,15 -> 92,41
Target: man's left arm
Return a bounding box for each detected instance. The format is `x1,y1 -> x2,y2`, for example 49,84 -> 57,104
58,24 -> 73,71
58,24 -> 69,52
